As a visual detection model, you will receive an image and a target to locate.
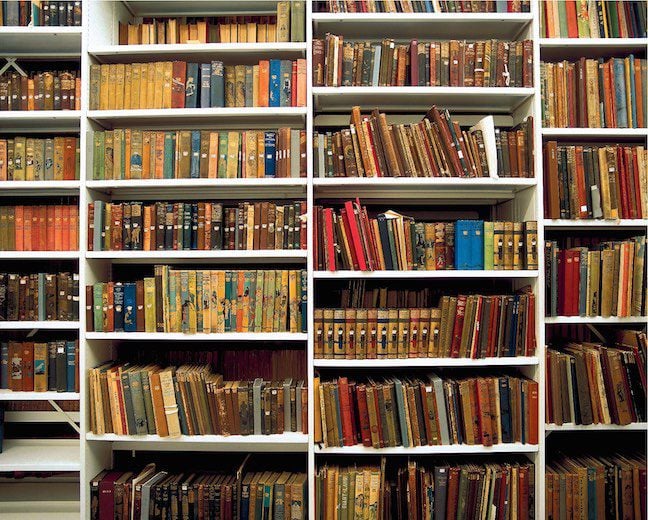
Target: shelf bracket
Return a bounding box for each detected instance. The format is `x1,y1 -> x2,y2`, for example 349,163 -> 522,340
0,57 -> 27,77
48,399 -> 81,434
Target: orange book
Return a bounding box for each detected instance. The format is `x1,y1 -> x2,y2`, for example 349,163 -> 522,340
30,206 -> 39,251
155,131 -> 165,179
258,60 -> 270,107
143,205 -> 151,251
27,79 -> 35,111
142,131 -> 151,179
54,205 -> 63,251
38,205 -> 47,251
70,206 -> 78,250
565,1 -> 579,37
296,59 -> 306,107
236,271 -> 245,331
75,78 -> 81,110
124,129 -> 132,179
23,207 -> 34,251
208,132 -> 218,178
61,205 -> 70,251
46,206 -> 56,250
14,206 -> 23,251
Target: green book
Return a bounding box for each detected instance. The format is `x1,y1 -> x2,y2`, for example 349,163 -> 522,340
163,131 -> 175,179
93,283 -> 104,332
290,1 -> 305,42
557,1 -> 569,37
33,138 -> 45,181
456,467 -> 470,519
38,273 -> 46,321
128,370 -> 148,435
130,129 -> 142,179
113,129 -> 123,181
92,132 -> 105,180
217,132 -> 228,178
140,369 -> 157,435
484,221 -> 495,270
44,138 -> 55,180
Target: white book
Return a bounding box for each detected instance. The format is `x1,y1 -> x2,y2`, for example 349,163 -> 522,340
469,115 -> 498,178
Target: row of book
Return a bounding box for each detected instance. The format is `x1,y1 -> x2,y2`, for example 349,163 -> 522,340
88,363 -> 308,437
545,237 -> 646,318
543,142 -> 647,220
315,0 -> 531,12
92,128 -> 306,180
546,341 -> 646,427
540,56 -> 647,129
0,204 -> 79,251
0,71 -> 81,111
90,465 -> 308,520
540,0 -> 647,38
0,340 -> 78,393
316,206 -> 538,272
313,36 -> 533,87
119,1 -> 305,44
88,201 -> 307,252
89,60 -> 307,111
0,1 -> 81,26
546,451 -> 646,520
0,136 -> 80,181
86,268 -> 307,334
315,294 -> 537,360
314,107 -> 533,178
315,374 -> 539,448
0,272 -> 79,322
317,459 -> 535,520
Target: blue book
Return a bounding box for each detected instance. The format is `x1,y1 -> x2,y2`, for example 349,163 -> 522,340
280,60 -> 292,107
393,378 -> 410,447
496,0 -> 507,12
587,467 -> 597,518
113,283 -> 124,332
454,220 -> 473,270
613,58 -> 628,128
264,132 -> 276,177
210,61 -> 224,107
269,60 -> 281,107
224,271 -> 232,332
499,377 -> 512,443
191,203 -> 199,250
507,296 -> 519,357
423,0 -> 433,12
200,63 -> 211,108
471,220 -> 485,270
190,130 -> 201,178
65,341 -> 75,393
123,283 -> 137,332
184,63 -> 199,108
0,343 -> 8,389
628,55 -> 637,128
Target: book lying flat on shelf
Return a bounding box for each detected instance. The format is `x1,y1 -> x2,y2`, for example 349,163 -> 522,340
88,363 -> 308,437
313,36 -> 533,87
0,136 -> 80,181
0,205 -> 79,251
88,200 -> 306,252
92,128 -> 306,180
86,268 -> 306,334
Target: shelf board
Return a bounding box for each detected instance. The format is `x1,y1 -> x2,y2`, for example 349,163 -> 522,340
85,332 -> 308,341
0,439 -> 79,472
123,1 -> 280,16
544,219 -> 648,230
312,87 -> 535,113
313,177 -> 536,201
86,178 -> 307,199
542,127 -> 648,139
315,442 -> 539,455
539,37 -> 648,59
545,316 -> 648,325
89,42 -> 307,62
87,107 -> 307,128
0,251 -> 78,260
87,432 -> 308,452
4,411 -> 80,423
0,181 -> 80,196
86,249 -> 307,264
0,26 -> 82,56
0,111 -> 81,132
0,321 -> 80,330
0,391 -> 79,401
545,423 -> 648,432
312,12 -> 533,40
314,356 -> 539,368
314,270 -> 538,279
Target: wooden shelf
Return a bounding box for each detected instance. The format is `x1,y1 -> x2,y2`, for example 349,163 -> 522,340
0,321 -> 80,330
312,87 -> 535,113
314,270 -> 538,279
86,178 -> 307,199
85,332 -> 307,341
315,443 -> 539,455
86,249 -> 307,264
89,42 -> 307,62
314,357 -> 539,368
87,433 -> 308,452
0,439 -> 80,472
87,107 -> 307,128
0,26 -> 82,56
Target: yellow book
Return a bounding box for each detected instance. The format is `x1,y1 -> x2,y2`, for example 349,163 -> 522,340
245,131 -> 257,178
139,63 -> 149,110
208,132 -> 218,178
162,61 -> 172,109
107,64 -> 117,110
123,64 -> 132,109
25,138 -> 35,181
277,270 -> 289,332
252,65 -> 259,107
113,129 -> 123,180
114,64 -> 125,109
130,63 -> 141,110
99,64 -> 110,110
143,277 -> 156,333
158,369 -> 182,438
257,22 -> 267,43
187,270 -> 197,334
33,342 -> 48,392
154,61 -> 164,109
238,22 -> 247,43
276,1 -> 290,42
226,131 -> 240,178
247,22 -> 257,43
288,269 -> 298,332
146,62 -> 156,110
234,65 -> 246,107
256,132 -> 265,178
201,270 -> 211,334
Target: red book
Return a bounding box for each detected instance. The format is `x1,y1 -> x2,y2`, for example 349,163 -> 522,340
574,146 -> 588,218
323,208 -> 336,271
337,377 -> 354,446
46,205 -> 56,251
356,384 -> 372,447
300,201 -> 307,250
14,206 -> 23,251
558,250 -> 567,316
63,137 -> 76,179
22,342 -> 34,391
445,465 -> 461,520
54,205 -> 63,251
449,295 -> 467,357
340,206 -> 361,270
98,472 -> 122,520
409,40 -> 418,86
171,61 -> 186,109
526,294 -> 536,356
343,200 -> 367,271
486,297 -> 499,357
347,382 -> 358,444
632,148 -> 643,218
526,380 -> 538,444
30,205 -> 40,251
23,206 -> 32,251
570,249 -> 581,316
371,385 -> 385,448
62,205 -> 70,251
565,1 -> 579,37
518,465 -> 530,519
70,205 -> 78,250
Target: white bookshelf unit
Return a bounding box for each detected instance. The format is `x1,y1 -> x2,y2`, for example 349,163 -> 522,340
0,2 -> 646,519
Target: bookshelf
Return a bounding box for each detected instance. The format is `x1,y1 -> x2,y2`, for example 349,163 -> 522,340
0,1 -> 645,519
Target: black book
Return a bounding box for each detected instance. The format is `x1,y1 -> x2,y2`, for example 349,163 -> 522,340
55,342 -> 67,392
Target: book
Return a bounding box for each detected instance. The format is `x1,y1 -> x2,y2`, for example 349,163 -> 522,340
0,136 -> 80,181
0,70 -> 80,111
89,60 -> 306,110
541,55 -> 647,128
313,36 -> 533,87
315,1 -> 531,13
0,205 -> 78,251
1,1 -> 81,26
